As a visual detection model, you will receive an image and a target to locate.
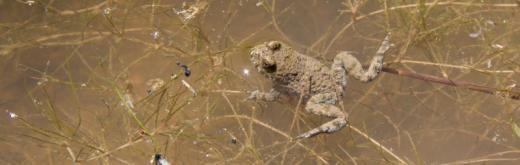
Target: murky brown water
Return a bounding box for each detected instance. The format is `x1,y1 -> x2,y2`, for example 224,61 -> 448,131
1,0 -> 520,164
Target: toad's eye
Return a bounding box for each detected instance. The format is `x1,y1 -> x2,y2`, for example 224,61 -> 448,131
267,41 -> 281,51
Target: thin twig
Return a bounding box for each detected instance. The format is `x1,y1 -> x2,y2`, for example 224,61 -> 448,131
216,114 -> 329,164
381,66 -> 520,100
348,125 -> 407,164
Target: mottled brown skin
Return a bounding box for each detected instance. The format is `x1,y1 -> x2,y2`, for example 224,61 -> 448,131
250,42 -> 344,97
249,36 -> 390,138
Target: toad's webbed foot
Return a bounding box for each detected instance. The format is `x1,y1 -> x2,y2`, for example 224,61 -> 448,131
247,89 -> 280,101
296,93 -> 348,139
332,35 -> 391,85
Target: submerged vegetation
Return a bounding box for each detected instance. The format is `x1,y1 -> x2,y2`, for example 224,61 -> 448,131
1,0 -> 520,164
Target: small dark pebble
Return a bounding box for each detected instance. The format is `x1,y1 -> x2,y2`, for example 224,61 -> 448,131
176,62 -> 191,77
153,154 -> 169,165
154,154 -> 163,161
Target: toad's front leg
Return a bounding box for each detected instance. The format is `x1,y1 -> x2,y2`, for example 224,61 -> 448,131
296,93 -> 348,139
247,89 -> 280,101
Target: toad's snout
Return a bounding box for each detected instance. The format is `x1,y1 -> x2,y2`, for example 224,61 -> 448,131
261,56 -> 275,67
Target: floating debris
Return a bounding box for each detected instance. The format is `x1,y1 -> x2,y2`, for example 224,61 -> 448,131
492,43 -> 505,49
151,154 -> 170,165
468,27 -> 481,38
150,31 -> 160,40
506,83 -> 517,90
146,78 -> 165,94
122,93 -> 135,110
485,20 -> 496,27
173,1 -> 207,23
121,80 -> 136,110
103,7 -> 112,15
486,59 -> 493,68
36,76 -> 48,86
181,79 -> 197,96
176,62 -> 191,77
32,99 -> 41,105
491,131 -> 507,144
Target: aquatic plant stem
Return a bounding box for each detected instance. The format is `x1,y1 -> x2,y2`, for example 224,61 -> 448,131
381,66 -> 520,100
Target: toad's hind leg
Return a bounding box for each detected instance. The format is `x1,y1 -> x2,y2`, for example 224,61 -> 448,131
332,35 -> 391,84
296,93 -> 348,139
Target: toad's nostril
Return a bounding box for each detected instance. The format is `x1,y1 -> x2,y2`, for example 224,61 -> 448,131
262,56 -> 275,67
263,63 -> 277,73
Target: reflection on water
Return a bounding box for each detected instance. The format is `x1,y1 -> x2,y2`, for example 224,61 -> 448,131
1,0 -> 520,164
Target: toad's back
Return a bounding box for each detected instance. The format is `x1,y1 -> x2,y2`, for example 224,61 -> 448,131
270,51 -> 344,97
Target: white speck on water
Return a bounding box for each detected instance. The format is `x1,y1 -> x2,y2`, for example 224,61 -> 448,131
243,68 -> 250,76
80,83 -> 87,87
6,110 -> 17,119
103,8 -> 112,15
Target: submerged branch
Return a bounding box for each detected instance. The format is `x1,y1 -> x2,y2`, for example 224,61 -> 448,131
381,67 -> 520,100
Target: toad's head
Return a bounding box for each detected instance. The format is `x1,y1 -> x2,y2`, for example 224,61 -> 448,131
250,41 -> 285,74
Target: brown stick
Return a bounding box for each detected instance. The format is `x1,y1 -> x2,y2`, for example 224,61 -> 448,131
381,67 -> 520,100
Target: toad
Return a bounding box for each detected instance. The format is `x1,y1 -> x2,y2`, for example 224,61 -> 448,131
248,35 -> 390,139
